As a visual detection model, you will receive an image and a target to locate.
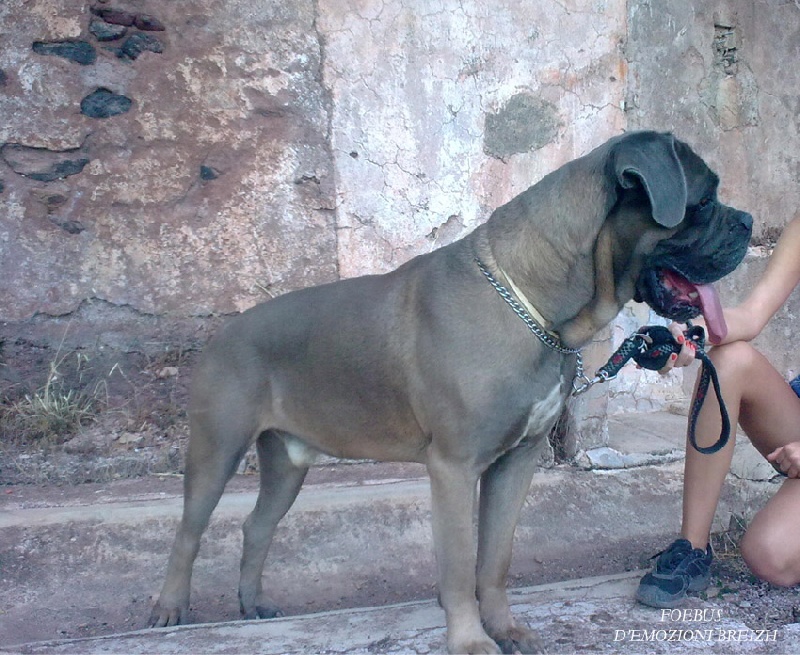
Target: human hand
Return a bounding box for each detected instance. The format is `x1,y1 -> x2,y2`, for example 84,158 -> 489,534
657,323 -> 697,374
766,442 -> 800,478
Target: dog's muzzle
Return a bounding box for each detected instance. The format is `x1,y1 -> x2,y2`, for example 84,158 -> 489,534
635,205 -> 753,343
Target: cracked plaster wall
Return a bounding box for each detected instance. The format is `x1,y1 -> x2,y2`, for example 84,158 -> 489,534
1,0 -> 626,325
320,0 -> 626,276
1,0 -> 799,451
625,0 -> 799,242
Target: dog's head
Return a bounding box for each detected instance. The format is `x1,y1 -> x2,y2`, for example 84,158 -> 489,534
488,131 -> 752,349
610,132 -> 752,344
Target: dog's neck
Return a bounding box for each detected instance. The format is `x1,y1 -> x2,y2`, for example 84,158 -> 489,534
473,174 -> 619,348
471,231 -> 561,337
496,265 -> 551,329
472,223 -> 581,337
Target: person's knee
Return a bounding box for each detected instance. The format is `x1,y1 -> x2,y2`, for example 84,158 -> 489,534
740,530 -> 800,587
707,340 -> 759,378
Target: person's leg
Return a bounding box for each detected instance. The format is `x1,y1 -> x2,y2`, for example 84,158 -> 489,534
740,478 -> 800,587
638,340 -> 800,607
681,340 -> 800,547
682,339 -> 800,578
680,341 -> 756,548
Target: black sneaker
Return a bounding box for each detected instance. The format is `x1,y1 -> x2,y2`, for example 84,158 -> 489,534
635,538 -> 713,608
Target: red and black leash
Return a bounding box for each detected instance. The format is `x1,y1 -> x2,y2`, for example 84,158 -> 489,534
576,324 -> 730,455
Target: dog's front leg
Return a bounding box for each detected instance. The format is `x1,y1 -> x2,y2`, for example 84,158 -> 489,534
427,450 -> 501,655
477,440 -> 546,654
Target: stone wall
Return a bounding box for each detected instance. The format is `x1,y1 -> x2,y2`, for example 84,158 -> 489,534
1,0 -> 799,456
0,0 -> 336,323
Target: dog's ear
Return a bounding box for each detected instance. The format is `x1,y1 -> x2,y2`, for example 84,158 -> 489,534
613,132 -> 687,228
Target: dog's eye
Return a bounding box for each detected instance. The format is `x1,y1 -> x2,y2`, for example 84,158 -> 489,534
683,198 -> 713,225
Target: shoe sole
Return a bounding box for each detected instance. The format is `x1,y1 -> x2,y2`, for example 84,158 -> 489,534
687,572 -> 711,593
635,572 -> 711,609
635,585 -> 686,609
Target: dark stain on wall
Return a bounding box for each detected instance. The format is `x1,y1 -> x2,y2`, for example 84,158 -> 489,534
484,93 -> 561,160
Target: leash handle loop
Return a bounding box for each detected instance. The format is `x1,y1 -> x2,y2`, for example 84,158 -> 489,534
635,324 -> 730,454
687,349 -> 731,454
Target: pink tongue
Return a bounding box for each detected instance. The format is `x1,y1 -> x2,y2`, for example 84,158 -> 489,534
696,283 -> 726,344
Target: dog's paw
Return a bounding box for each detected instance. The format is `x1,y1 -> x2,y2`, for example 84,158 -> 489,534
492,625 -> 545,655
447,628 -> 503,655
240,603 -> 284,620
148,602 -> 187,628
239,587 -> 285,620
448,637 -> 502,655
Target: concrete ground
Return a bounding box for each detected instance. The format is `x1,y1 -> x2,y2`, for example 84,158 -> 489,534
7,572 -> 798,655
1,412 -> 796,654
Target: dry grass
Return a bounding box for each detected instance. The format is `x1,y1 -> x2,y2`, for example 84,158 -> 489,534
711,513 -> 748,559
0,325 -> 196,484
1,346 -> 102,447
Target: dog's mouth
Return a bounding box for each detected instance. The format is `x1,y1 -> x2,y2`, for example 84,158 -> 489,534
637,268 -> 727,344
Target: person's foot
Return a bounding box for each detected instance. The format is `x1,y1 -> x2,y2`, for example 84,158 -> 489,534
636,538 -> 713,608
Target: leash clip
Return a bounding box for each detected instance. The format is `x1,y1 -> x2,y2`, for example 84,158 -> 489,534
571,373 -> 595,395
572,369 -> 614,395
571,330 -> 653,396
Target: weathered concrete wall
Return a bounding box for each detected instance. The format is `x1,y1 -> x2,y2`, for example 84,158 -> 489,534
0,0 -> 627,325
625,0 -> 800,241
1,0 -> 799,455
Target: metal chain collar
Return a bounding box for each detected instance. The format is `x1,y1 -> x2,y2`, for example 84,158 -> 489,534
475,258 -> 588,392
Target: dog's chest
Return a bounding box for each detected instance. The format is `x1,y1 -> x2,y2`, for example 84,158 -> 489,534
521,380 -> 565,440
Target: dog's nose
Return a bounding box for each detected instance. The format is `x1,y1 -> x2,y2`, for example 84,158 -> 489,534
738,211 -> 754,231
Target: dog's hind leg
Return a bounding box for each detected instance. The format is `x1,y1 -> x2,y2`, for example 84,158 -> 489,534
149,409 -> 255,628
238,430 -> 309,619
